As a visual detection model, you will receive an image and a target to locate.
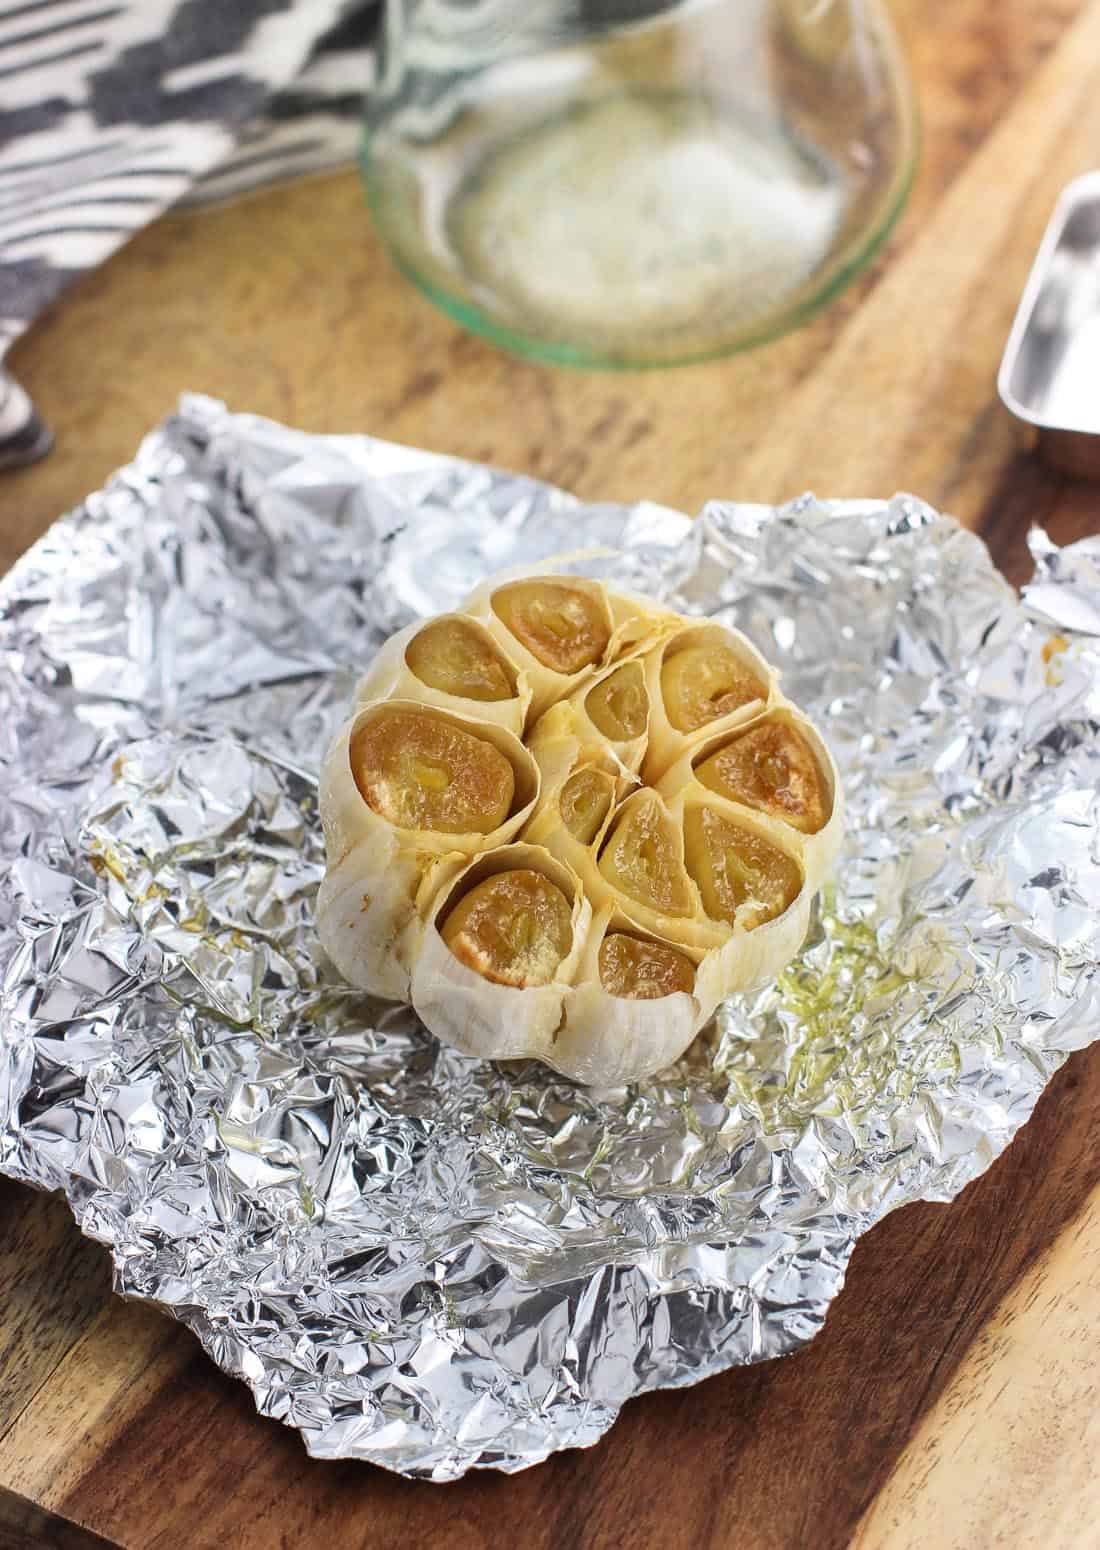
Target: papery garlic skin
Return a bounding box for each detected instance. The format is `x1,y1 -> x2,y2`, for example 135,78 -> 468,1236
317,569 -> 844,1086
315,839 -> 424,1001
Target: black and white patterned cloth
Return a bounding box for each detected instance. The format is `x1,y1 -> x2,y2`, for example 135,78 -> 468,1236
0,1 -> 378,472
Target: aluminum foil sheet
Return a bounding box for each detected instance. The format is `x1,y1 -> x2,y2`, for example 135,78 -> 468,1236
2,395 -> 1098,1480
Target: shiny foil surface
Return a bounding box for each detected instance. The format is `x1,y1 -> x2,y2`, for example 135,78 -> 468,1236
2,396 -> 1098,1479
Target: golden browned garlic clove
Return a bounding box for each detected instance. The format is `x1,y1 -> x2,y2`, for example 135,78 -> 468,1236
683,806 -> 802,929
405,616 -> 517,703
351,706 -> 514,834
440,868 -> 573,988
559,764 -> 616,845
585,660 -> 648,742
661,642 -> 768,733
694,718 -> 830,833
598,794 -> 693,917
598,932 -> 695,999
493,579 -> 610,675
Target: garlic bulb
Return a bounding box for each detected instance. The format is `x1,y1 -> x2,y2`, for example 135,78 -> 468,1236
317,571 -> 843,1084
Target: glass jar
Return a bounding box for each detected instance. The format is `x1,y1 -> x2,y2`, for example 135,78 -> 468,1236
363,0 -> 917,366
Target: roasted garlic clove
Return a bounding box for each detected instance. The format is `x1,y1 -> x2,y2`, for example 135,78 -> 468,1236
694,716 -> 830,834
559,764 -> 617,845
406,616 -> 517,703
441,867 -> 573,988
683,805 -> 802,929
662,641 -> 767,734
598,793 -> 693,919
411,845 -> 590,1067
657,706 -> 844,889
598,931 -> 695,999
527,651 -> 652,779
321,701 -> 538,868
492,578 -> 611,675
459,572 -> 618,723
552,907 -> 702,1085
585,660 -> 648,742
351,705 -> 515,835
643,623 -> 772,784
354,614 -> 528,736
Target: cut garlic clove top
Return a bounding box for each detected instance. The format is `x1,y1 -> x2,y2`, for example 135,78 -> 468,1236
558,764 -> 618,846
412,844 -> 590,1065
597,789 -> 694,921
462,573 -> 617,724
597,930 -> 697,1000
658,706 -> 845,887
351,705 -> 515,836
492,578 -> 610,676
356,614 -> 529,736
528,652 -> 652,777
441,867 -> 574,989
642,622 -> 773,784
320,700 -> 538,865
554,906 -> 703,1086
694,714 -> 829,833
682,803 -> 803,931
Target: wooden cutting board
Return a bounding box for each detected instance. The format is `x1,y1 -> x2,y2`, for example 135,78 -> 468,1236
1,2 -> 1098,1546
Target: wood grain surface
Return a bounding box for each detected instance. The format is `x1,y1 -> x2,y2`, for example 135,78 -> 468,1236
1,2 -> 1098,1546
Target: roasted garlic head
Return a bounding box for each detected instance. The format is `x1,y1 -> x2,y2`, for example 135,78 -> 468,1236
318,571 -> 842,1083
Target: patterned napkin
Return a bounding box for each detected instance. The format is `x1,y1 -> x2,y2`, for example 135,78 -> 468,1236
0,1 -> 377,471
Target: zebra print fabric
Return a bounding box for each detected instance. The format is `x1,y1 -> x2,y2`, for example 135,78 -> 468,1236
0,1 -> 377,471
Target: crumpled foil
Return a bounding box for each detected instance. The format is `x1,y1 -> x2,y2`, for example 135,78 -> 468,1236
2,395 -> 1098,1480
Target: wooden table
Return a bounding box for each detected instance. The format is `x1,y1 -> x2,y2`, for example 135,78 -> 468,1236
2,2 -> 1099,1545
